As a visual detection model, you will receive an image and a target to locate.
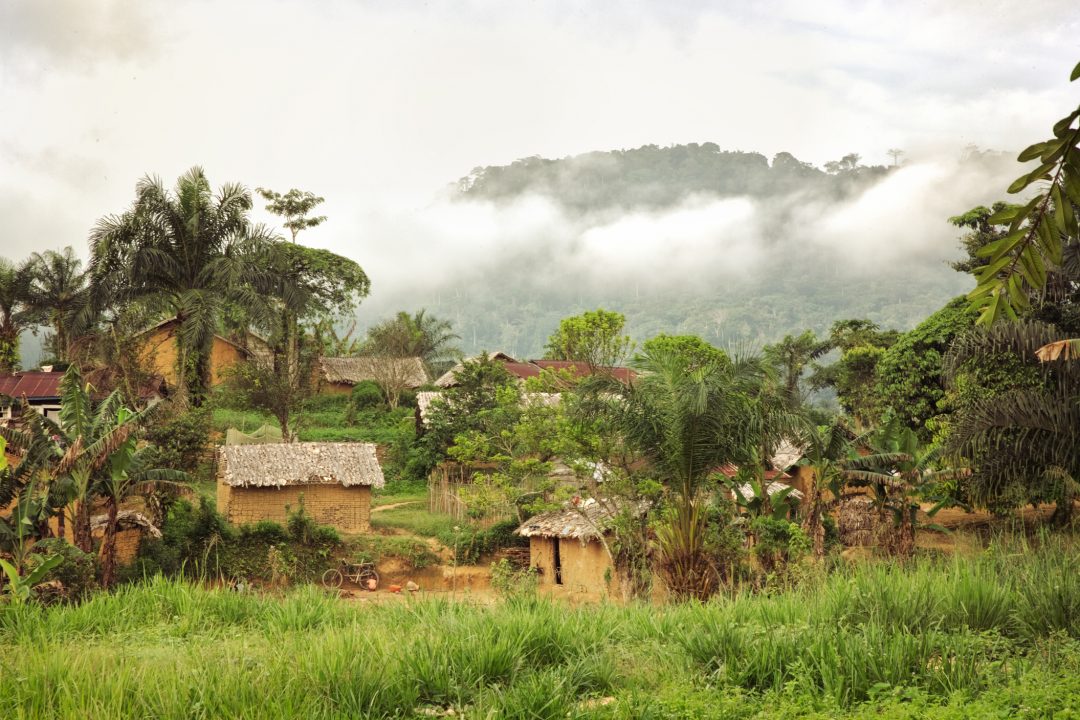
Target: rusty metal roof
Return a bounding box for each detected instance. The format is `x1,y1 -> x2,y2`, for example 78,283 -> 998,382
0,372 -> 64,401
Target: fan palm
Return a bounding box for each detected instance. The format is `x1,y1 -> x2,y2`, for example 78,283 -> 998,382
88,167 -> 273,404
0,257 -> 36,373
26,246 -> 90,363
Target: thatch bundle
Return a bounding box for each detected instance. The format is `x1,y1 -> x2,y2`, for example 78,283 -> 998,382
219,442 -> 385,489
836,495 -> 886,547
89,510 -> 163,539
320,356 -> 428,387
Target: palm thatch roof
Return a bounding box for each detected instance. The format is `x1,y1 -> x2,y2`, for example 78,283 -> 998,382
219,442 -> 385,489
736,480 -> 804,501
416,390 -> 443,425
433,352 -> 519,388
89,510 -> 163,538
770,439 -> 806,471
321,356 -> 428,387
517,498 -> 646,540
225,425 -> 283,445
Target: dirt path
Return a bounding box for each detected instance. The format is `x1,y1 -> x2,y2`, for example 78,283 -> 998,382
371,500 -> 422,513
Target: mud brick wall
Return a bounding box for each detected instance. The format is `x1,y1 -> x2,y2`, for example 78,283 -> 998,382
217,482 -> 372,533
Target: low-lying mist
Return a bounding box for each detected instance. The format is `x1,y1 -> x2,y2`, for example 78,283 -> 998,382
350,150 -> 1017,357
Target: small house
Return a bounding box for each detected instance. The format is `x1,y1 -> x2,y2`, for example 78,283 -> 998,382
517,499 -> 631,596
216,442 -> 384,533
135,318 -> 272,389
318,356 -> 428,395
0,370 -> 63,424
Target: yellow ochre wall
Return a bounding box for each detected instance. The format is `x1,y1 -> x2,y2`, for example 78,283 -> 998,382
137,324 -> 248,388
529,536 -> 619,597
217,482 -> 372,534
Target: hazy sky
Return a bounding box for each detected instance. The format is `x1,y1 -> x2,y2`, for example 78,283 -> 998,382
2,0 -> 1078,279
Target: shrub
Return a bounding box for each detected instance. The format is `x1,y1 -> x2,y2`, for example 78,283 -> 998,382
350,380 -> 384,410
142,405 -> 212,474
490,558 -> 538,599
28,539 -> 97,603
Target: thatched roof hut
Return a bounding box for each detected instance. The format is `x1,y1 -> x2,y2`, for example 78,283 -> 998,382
218,442 -> 385,489
320,356 -> 428,388
217,442 -> 383,533
517,498 -> 641,541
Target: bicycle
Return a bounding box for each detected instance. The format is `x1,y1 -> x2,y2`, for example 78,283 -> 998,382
323,559 -> 380,590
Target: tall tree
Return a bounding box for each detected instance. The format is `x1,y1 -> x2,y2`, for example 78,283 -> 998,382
543,308 -> 632,369
363,309 -> 460,374
0,258 -> 35,373
89,167 -> 274,404
26,246 -> 90,364
256,187 -> 327,243
763,330 -> 830,408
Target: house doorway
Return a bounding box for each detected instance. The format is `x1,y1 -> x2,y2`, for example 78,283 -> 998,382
552,538 -> 563,585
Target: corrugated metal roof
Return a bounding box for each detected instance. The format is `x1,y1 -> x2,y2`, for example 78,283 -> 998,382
0,372 -> 64,400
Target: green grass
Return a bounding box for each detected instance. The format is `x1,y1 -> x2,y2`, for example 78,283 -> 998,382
211,397 -> 414,445
370,505 -> 462,538
3,538 -> 1080,718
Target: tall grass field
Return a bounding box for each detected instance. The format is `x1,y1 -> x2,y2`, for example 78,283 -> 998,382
3,539 -> 1079,718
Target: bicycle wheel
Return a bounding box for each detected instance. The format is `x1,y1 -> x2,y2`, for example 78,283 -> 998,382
360,569 -> 380,590
322,568 -> 344,588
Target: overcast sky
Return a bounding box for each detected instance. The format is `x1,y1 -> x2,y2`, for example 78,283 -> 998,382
2,0 -> 1078,275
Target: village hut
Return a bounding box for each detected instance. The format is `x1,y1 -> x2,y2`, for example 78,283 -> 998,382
318,356 -> 428,395
216,442 -> 384,533
517,499 -> 634,596
90,511 -> 162,566
135,318 -> 272,389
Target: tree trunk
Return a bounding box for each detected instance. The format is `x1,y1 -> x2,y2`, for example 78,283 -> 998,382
99,499 -> 119,588
800,474 -> 826,558
73,500 -> 92,553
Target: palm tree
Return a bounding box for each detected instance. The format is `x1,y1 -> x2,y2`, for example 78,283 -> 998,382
363,309 -> 460,375
763,330 -> 830,408
945,321 -> 1080,521
89,167 -> 273,404
26,246 -> 90,364
0,257 -> 36,373
596,346 -> 797,599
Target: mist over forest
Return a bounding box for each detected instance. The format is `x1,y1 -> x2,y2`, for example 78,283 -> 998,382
353,142 -> 1018,358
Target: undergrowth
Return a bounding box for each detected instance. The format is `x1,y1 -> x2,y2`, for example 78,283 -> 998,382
2,536 -> 1079,718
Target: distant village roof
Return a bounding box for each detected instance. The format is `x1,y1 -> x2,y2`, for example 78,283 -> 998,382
434,353 -> 635,388
770,439 -> 806,471
433,352 -> 519,388
219,442 -> 385,489
0,371 -> 63,401
517,498 -> 646,540
321,356 -> 428,387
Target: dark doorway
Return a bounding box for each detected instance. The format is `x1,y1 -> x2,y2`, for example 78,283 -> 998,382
553,538 -> 563,585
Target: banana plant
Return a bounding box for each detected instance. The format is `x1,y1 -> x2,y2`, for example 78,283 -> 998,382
0,553 -> 62,605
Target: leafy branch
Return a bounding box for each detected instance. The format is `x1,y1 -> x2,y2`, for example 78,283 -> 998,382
968,60 -> 1080,325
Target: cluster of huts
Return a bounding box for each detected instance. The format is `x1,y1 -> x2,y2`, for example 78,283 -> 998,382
2,330 -> 883,595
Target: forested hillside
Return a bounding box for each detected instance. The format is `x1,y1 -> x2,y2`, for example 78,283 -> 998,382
355,143 -> 1008,358
456,144 -> 888,213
